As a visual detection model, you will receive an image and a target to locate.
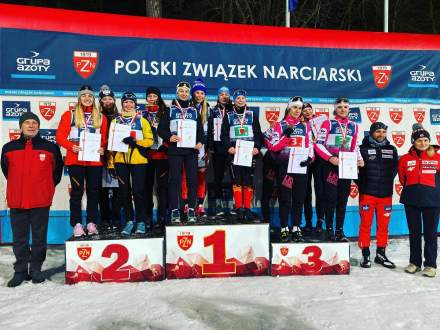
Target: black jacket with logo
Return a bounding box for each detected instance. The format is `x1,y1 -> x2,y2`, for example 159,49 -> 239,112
358,136 -> 398,198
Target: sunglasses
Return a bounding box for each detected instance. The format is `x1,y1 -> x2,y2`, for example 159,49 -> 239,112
290,96 -> 304,103
177,82 -> 191,89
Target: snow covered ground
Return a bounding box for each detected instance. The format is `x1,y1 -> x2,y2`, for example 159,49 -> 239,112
0,238 -> 438,330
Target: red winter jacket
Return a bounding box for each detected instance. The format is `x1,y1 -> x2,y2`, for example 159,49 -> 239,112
1,134 -> 63,209
56,108 -> 108,166
398,146 -> 440,207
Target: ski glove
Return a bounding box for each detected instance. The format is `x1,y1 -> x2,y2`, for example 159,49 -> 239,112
300,157 -> 312,167
122,136 -> 137,147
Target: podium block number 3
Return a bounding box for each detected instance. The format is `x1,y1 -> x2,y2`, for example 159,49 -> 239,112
101,244 -> 130,281
202,230 -> 236,275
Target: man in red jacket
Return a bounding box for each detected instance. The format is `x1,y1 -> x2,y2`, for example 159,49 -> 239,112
1,112 -> 63,287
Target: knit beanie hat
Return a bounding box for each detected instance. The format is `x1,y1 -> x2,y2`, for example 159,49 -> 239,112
218,86 -> 230,96
78,85 -> 94,99
232,89 -> 247,101
19,112 -> 40,128
146,86 -> 161,98
369,122 -> 388,135
411,123 -> 430,144
191,78 -> 207,94
99,84 -> 115,100
121,91 -> 137,105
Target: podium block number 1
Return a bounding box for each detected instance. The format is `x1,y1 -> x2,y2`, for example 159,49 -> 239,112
202,230 -> 236,275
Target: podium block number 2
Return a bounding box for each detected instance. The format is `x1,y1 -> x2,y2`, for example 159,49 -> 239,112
202,230 -> 236,275
101,244 -> 130,281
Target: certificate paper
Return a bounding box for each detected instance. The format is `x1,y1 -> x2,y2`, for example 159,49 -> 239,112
233,139 -> 254,167
78,131 -> 101,162
177,120 -> 197,148
338,151 -> 358,179
108,122 -> 131,152
287,147 -> 309,174
213,118 -> 222,142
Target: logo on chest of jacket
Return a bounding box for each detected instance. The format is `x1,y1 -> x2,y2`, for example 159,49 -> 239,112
39,153 -> 46,161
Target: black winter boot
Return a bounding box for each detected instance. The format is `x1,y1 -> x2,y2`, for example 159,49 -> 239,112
360,248 -> 371,268
374,247 -> 396,269
7,272 -> 31,288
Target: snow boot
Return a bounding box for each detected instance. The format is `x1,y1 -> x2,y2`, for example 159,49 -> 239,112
374,248 -> 396,269
360,248 -> 371,268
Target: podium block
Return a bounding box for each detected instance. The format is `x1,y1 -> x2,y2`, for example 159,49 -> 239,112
271,242 -> 350,276
166,224 -> 269,279
65,237 -> 164,284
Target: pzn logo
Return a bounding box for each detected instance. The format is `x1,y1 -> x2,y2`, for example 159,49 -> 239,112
73,51 -> 98,79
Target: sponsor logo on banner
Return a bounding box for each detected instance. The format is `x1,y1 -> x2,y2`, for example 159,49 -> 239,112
408,65 -> 438,88
280,247 -> 289,256
39,129 -> 57,144
389,107 -> 403,124
349,183 -> 358,198
39,101 -> 56,120
177,231 -> 193,251
73,51 -> 98,79
392,131 -> 406,148
413,108 -> 426,123
2,101 -> 31,120
348,107 -> 362,123
68,102 -> 77,111
395,182 -> 403,196
14,50 -> 53,78
366,107 -> 380,123
315,108 -> 329,118
372,65 -> 392,89
265,107 -> 280,124
77,245 -> 92,261
430,108 -> 440,125
8,129 -> 21,141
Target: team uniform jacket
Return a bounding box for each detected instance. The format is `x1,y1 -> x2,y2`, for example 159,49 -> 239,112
398,147 -> 440,207
56,108 -> 108,166
208,103 -> 230,154
220,107 -> 263,150
143,107 -> 168,160
315,115 -> 362,161
112,113 -> 154,165
358,136 -> 398,198
157,100 -> 205,156
1,134 -> 63,209
265,116 -> 314,161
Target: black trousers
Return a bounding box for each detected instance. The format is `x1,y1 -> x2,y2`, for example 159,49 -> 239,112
115,163 -> 147,223
405,206 -> 440,268
304,157 -> 325,225
321,162 -> 351,230
68,165 -> 102,227
212,152 -> 230,200
229,157 -> 256,187
99,186 -> 121,226
261,153 -> 278,221
145,159 -> 168,223
168,152 -> 198,211
10,207 -> 49,274
278,163 -> 308,228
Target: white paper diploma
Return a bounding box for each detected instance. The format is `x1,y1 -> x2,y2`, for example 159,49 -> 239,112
177,120 -> 197,148
78,131 -> 101,162
108,122 -> 131,152
339,151 -> 358,179
287,147 -> 309,174
233,139 -> 254,167
309,115 -> 327,138
213,117 -> 222,142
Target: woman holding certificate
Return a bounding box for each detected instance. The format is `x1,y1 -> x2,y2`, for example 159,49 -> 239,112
315,97 -> 364,242
157,81 -> 205,225
266,96 -> 313,242
398,125 -> 440,277
56,85 -> 108,237
111,92 -> 154,235
220,89 -> 263,222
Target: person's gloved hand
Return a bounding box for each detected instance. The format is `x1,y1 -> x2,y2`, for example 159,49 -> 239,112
300,157 -> 312,167
122,136 -> 137,147
283,127 -> 294,137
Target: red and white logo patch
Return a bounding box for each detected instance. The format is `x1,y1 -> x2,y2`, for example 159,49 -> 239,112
77,245 -> 92,261
392,131 -> 406,148
73,51 -> 98,79
68,102 -> 77,111
389,108 -> 403,124
413,108 -> 426,123
366,107 -> 380,123
39,153 -> 46,161
177,231 -> 193,251
280,247 -> 289,256
39,101 -> 56,121
315,108 -> 329,118
350,183 -> 359,198
265,107 -> 280,124
372,65 -> 392,89
8,129 -> 21,141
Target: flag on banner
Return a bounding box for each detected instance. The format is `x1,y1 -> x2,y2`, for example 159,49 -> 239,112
288,0 -> 299,11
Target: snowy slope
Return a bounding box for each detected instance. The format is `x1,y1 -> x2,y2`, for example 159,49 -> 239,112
0,239 -> 438,330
